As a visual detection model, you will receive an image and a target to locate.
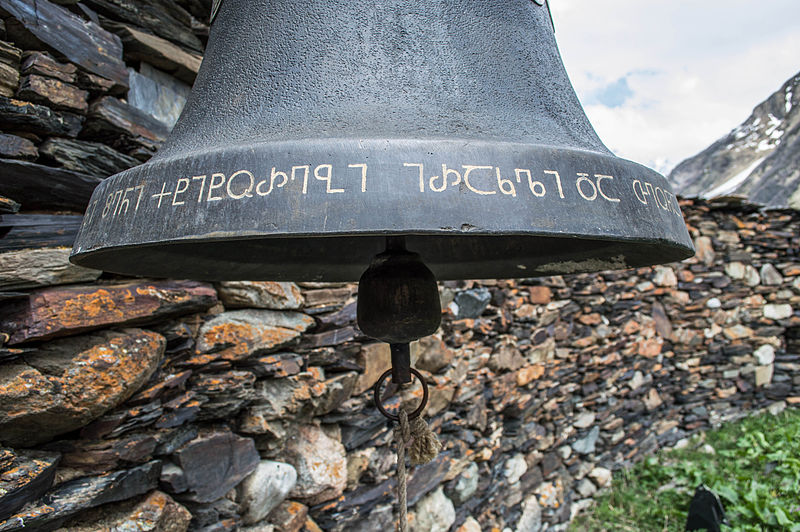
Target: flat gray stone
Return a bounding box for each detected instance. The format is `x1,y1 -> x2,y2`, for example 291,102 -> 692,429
573,412 -> 596,429
238,460 -> 297,524
764,304 -> 792,320
410,487 -> 455,532
173,429 -> 260,503
0,248 -> 101,290
754,345 -> 775,365
515,493 -> 542,532
286,424 -> 347,506
448,462 -> 479,505
216,281 -> 304,310
128,63 -> 190,129
572,426 -> 600,455
760,263 -> 783,285
451,288 -> 491,319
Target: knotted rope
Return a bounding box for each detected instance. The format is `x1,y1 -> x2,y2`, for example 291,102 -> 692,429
394,406 -> 442,532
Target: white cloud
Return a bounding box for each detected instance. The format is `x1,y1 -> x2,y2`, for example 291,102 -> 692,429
549,0 -> 800,174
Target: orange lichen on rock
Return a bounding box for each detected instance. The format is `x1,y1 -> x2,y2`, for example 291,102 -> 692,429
58,289 -> 130,325
516,364 -> 545,386
0,281 -> 217,344
191,310 -> 313,366
0,329 -> 165,447
199,322 -> 298,360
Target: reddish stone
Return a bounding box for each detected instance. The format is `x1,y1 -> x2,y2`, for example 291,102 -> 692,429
622,319 -> 640,335
21,51 -> 77,83
57,433 -> 158,473
17,74 -> 87,113
303,286 -> 356,307
782,265 -> 800,276
269,501 -> 308,532
0,329 -> 164,446
0,281 -> 217,345
528,286 -> 552,305
516,365 -> 545,386
577,313 -> 602,325
303,516 -> 325,532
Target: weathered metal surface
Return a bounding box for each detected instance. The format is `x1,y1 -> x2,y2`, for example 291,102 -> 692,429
389,343 -> 412,384
374,367 -> 428,422
357,243 -> 441,344
72,0 -> 694,281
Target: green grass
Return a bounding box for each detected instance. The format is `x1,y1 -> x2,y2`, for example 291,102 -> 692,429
570,407 -> 800,531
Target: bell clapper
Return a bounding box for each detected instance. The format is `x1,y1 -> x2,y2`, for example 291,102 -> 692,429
358,234 -> 441,390
359,235 -> 440,415
358,236 -> 443,531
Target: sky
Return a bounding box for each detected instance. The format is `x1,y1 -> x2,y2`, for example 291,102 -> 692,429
549,0 -> 800,175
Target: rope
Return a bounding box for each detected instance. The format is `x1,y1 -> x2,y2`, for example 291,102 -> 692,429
396,410 -> 409,532
394,406 -> 442,532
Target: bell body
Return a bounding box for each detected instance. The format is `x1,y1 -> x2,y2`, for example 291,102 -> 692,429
71,0 -> 694,281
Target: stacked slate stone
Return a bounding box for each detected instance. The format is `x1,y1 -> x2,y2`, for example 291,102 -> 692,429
0,0 -> 200,218
0,1 -> 798,531
0,203 -> 798,532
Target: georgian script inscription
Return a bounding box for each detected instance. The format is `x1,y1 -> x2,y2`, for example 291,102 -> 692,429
90,161 -> 683,225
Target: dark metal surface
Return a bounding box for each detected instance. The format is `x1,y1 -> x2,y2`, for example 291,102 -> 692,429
390,343 -> 412,384
357,244 -> 442,343
71,0 -> 694,280
374,368 -> 429,422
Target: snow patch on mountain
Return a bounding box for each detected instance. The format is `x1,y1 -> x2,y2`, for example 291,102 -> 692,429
669,71 -> 800,208
703,157 -> 767,199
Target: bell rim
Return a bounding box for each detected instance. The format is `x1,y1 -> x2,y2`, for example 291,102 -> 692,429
70,229 -> 694,282
71,137 -> 693,281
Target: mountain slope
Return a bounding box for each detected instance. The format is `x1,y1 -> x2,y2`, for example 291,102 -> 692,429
669,71 -> 800,208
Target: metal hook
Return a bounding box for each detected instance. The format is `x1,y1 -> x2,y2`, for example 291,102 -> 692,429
373,368 -> 429,422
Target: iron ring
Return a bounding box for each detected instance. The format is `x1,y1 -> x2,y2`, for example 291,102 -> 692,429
373,368 -> 429,422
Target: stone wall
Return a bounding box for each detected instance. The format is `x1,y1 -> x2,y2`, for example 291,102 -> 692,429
0,1 -> 799,531
1,207 -> 798,532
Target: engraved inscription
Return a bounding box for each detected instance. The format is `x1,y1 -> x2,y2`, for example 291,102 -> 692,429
93,160 -> 683,227
632,178 -> 682,216
400,164 -> 629,209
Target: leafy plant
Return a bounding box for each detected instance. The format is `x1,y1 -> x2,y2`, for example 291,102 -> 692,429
570,408 -> 800,531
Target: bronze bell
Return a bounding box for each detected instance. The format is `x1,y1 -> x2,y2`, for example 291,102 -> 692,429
71,0 -> 694,384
